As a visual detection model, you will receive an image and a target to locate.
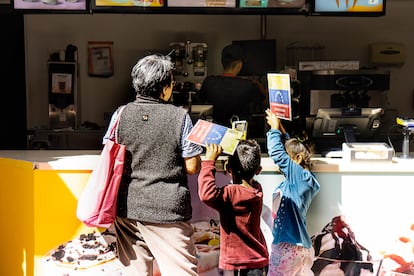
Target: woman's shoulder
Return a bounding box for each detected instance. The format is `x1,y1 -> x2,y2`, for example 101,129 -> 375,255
169,104 -> 189,116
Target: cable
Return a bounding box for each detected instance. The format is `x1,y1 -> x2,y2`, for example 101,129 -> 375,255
386,124 -> 399,157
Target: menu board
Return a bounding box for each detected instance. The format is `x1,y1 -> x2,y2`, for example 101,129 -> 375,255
168,0 -> 235,8
240,0 -> 304,8
267,73 -> 292,121
13,0 -> 87,11
94,0 -> 303,9
95,0 -> 162,7
314,0 -> 384,12
89,0 -> 314,13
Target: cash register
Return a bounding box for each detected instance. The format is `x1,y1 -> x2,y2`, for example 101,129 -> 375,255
312,107 -> 383,156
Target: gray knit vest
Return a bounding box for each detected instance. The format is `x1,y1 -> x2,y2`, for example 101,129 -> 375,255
116,97 -> 192,223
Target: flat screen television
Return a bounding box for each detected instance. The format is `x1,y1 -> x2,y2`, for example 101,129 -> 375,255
91,0 -> 310,14
313,107 -> 383,138
239,0 -> 305,9
93,0 -> 163,8
312,0 -> 385,17
168,0 -> 235,8
312,107 -> 383,153
12,0 -> 88,12
232,39 -> 276,76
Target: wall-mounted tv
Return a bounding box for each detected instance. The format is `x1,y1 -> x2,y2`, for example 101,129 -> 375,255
238,0 -> 310,15
240,0 -> 305,8
312,0 -> 385,16
168,0 -> 235,8
94,0 -> 163,8
12,0 -> 88,12
92,0 -> 309,13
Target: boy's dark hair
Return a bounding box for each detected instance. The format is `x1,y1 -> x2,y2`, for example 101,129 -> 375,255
227,139 -> 261,181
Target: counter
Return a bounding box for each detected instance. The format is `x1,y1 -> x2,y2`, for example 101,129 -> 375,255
28,130 -> 105,150
1,150 -> 414,275
0,150 -> 100,276
258,156 -> 414,261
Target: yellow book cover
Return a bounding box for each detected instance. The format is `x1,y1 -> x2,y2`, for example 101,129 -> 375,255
186,119 -> 243,155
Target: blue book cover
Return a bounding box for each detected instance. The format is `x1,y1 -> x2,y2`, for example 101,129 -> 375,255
186,119 -> 243,155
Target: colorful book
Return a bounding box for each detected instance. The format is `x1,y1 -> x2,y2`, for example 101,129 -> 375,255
185,119 -> 243,155
267,73 -> 292,121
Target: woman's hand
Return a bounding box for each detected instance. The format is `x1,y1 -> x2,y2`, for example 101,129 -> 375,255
204,143 -> 223,161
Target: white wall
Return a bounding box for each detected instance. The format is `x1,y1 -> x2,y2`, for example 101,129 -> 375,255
24,0 -> 414,129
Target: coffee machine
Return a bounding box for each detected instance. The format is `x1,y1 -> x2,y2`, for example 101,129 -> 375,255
168,41 -> 208,112
297,68 -> 390,153
48,61 -> 79,130
169,41 -> 208,85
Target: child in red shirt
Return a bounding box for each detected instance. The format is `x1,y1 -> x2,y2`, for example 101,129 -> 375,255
198,140 -> 269,276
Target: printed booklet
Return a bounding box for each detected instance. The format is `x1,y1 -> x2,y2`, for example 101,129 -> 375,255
185,119 -> 243,155
267,73 -> 292,121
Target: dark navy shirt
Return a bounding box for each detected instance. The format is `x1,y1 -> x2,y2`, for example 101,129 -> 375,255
199,75 -> 265,128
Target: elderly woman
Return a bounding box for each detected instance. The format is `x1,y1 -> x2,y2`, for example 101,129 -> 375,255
103,54 -> 202,276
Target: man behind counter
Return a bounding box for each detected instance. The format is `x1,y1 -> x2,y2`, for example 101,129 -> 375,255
198,44 -> 267,137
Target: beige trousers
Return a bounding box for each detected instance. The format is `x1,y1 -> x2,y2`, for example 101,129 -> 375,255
115,216 -> 198,276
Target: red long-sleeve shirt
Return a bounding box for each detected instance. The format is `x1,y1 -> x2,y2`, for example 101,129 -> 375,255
197,160 -> 269,270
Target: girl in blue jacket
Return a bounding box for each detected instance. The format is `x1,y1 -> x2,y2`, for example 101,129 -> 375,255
265,109 -> 320,276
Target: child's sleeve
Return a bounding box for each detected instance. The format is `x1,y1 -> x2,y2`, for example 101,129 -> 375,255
197,160 -> 224,209
267,129 -> 292,174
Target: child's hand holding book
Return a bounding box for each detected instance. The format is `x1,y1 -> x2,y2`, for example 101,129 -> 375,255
204,143 -> 223,161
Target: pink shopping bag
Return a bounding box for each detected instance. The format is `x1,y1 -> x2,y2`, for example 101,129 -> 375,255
76,106 -> 126,228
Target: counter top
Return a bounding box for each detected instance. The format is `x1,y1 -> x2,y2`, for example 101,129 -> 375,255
310,156 -> 414,173
0,150 -> 101,170
1,150 -> 414,173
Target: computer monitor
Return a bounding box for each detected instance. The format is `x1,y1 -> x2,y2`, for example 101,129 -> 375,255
312,107 -> 383,152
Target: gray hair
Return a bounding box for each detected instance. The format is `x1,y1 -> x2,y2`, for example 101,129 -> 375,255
131,54 -> 174,99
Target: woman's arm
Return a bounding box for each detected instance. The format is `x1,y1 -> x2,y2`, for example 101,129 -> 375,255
184,155 -> 201,175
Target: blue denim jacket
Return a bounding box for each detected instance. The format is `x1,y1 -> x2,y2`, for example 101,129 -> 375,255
267,129 -> 320,248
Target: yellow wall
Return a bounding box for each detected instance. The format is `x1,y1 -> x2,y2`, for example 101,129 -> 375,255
0,157 -> 96,276
0,158 -> 34,276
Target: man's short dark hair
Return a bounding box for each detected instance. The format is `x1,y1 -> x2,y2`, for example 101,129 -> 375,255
221,44 -> 244,69
227,139 -> 261,180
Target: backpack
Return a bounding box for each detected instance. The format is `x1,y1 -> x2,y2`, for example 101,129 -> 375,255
311,216 -> 374,276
